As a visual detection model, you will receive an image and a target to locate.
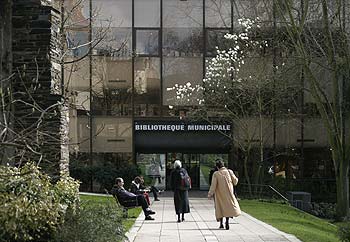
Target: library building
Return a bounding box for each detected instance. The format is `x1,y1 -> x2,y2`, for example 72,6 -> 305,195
66,0 -> 338,195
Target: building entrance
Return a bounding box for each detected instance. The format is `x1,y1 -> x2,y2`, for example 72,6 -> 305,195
135,120 -> 232,190
137,153 -> 228,191
165,153 -> 200,190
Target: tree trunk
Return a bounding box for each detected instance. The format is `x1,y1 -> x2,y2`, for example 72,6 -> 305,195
335,157 -> 349,220
243,154 -> 252,196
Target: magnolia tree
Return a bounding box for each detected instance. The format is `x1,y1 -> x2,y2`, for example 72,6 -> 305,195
170,19 -> 298,194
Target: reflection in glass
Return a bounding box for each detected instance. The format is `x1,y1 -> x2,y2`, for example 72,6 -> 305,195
163,28 -> 203,57
134,58 -> 161,116
163,0 -> 203,28
163,57 -> 203,106
206,29 -> 230,56
135,0 -> 160,27
91,56 -> 132,116
232,1 -> 273,26
93,117 -> 132,153
205,0 -> 231,28
64,0 -> 89,57
136,30 -> 159,56
137,154 -> 166,190
66,31 -> 89,57
65,58 -> 90,91
72,115 -> 90,152
93,0 -> 132,27
93,28 -> 132,57
199,154 -> 229,190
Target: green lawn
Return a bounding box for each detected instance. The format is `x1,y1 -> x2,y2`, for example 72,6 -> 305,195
80,194 -> 142,232
240,200 -> 340,242
78,195 -> 344,242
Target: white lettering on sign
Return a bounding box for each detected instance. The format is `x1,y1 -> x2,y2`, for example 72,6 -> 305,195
135,124 -> 231,132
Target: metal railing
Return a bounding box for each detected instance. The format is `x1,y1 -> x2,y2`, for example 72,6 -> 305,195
236,183 -> 289,202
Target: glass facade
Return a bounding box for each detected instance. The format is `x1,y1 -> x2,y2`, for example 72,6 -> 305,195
65,0 -> 334,192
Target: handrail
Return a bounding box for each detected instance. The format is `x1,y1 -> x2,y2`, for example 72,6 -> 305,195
238,183 -> 289,201
267,185 -> 289,201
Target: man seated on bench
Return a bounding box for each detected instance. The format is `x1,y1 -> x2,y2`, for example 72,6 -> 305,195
111,177 -> 156,220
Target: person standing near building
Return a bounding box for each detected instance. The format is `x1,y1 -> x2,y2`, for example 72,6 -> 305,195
170,160 -> 191,223
208,159 -> 241,230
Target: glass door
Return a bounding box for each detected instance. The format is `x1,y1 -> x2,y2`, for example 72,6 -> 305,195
165,153 -> 200,190
137,153 -> 166,190
183,154 -> 200,190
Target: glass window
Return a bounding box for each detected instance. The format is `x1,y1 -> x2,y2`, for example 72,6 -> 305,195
93,27 -> 132,57
71,115 -> 90,153
199,154 -> 228,190
134,58 -> 161,117
163,0 -> 203,28
64,0 -> 90,57
163,0 -> 202,57
93,0 -> 132,27
66,31 -> 89,57
92,0 -> 132,57
137,154 -> 166,190
205,0 -> 231,28
91,56 -> 132,116
135,29 -> 160,56
92,117 -> 133,153
206,29 -> 230,56
64,58 -> 90,91
233,1 -> 273,27
135,0 -> 160,27
163,57 -> 203,106
163,28 -> 203,57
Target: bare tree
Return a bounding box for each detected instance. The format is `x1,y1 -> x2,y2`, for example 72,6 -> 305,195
0,0 -> 124,178
275,0 -> 350,220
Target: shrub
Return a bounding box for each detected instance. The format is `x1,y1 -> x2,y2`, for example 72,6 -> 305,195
338,223 -> 350,242
50,200 -> 125,242
0,163 -> 80,242
70,160 -> 141,192
310,202 -> 336,219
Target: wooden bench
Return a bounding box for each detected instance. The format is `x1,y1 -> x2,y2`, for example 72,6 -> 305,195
104,188 -> 139,218
112,193 -> 138,218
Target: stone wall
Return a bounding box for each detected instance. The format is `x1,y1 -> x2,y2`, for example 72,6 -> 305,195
0,0 -> 12,81
0,0 -> 13,164
9,0 -> 69,176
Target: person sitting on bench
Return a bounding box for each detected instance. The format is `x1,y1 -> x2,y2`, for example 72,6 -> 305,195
140,176 -> 161,201
111,177 -> 156,220
130,176 -> 151,205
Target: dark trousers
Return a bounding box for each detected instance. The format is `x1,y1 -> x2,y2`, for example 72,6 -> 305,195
136,195 -> 149,212
150,186 -> 159,199
122,195 -> 149,213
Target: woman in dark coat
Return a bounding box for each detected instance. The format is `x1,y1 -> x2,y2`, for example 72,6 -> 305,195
170,160 -> 190,222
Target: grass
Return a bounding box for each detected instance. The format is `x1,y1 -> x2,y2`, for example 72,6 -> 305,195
240,200 -> 340,242
80,194 -> 142,232
78,194 -> 346,242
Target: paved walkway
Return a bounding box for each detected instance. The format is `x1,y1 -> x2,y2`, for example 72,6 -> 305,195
126,197 -> 301,242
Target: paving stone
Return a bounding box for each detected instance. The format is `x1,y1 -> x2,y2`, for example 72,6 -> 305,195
124,196 -> 301,242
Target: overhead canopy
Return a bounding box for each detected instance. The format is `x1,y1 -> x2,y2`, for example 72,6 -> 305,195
134,120 -> 232,153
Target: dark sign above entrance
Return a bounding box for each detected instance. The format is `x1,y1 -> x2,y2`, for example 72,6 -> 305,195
135,123 -> 231,132
134,120 -> 232,153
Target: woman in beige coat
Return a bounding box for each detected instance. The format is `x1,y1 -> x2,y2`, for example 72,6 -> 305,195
208,159 -> 241,230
